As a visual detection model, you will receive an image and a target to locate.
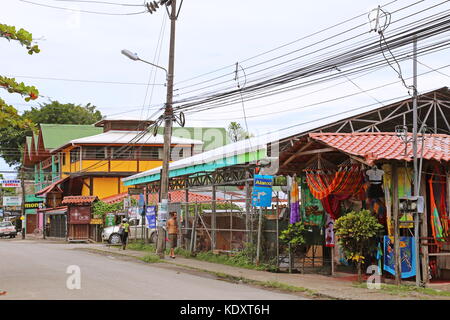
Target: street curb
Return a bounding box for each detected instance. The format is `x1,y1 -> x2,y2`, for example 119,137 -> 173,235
76,247 -> 336,300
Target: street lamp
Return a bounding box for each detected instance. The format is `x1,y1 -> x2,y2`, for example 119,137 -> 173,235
121,49 -> 168,81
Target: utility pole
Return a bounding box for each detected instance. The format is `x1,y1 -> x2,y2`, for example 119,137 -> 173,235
412,36 -> 421,287
156,0 -> 178,259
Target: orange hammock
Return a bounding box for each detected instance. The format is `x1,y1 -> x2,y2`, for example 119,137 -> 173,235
305,165 -> 365,200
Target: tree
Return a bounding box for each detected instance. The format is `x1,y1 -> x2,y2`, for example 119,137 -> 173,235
0,101 -> 102,166
334,210 -> 384,282
22,101 -> 102,125
0,23 -> 40,129
227,122 -> 252,142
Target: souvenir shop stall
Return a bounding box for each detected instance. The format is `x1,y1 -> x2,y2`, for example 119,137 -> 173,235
282,132 -> 450,283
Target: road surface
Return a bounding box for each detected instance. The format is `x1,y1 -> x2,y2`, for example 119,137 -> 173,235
0,239 -> 306,300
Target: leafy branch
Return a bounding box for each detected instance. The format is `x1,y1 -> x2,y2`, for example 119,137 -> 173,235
0,23 -> 40,54
0,76 -> 39,102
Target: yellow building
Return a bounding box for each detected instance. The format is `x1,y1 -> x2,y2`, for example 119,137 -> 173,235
24,119 -> 204,206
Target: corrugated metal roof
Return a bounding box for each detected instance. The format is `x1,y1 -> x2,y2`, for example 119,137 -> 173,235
68,130 -> 204,146
309,132 -> 450,163
40,124 -> 103,150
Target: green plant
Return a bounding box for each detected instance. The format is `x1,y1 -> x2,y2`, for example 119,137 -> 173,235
334,209 -> 383,282
92,200 -> 124,218
279,222 -> 306,248
0,23 -> 40,54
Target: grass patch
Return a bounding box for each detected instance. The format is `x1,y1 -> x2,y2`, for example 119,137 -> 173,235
125,243 -> 277,272
353,282 -> 450,298
140,254 -> 161,263
127,242 -> 156,252
172,247 -> 277,272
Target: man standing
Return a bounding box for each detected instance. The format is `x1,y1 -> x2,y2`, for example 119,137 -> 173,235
119,218 -> 130,250
167,212 -> 178,259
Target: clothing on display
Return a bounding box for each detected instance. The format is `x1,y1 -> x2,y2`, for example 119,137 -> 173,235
366,166 -> 385,199
300,175 -> 325,227
383,236 -> 416,278
289,177 -> 301,224
325,213 -> 335,247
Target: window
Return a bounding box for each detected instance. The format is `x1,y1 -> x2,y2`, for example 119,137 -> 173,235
70,148 -> 80,163
83,146 -> 106,160
110,146 -> 135,160
139,147 -> 162,160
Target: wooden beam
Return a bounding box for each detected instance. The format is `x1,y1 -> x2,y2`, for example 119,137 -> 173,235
281,140 -> 314,167
293,147 -> 336,157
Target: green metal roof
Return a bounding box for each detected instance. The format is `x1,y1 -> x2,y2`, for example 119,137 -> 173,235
39,124 -> 103,150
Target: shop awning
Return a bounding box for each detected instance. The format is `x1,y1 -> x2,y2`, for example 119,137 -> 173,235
35,176 -> 69,196
309,132 -> 450,164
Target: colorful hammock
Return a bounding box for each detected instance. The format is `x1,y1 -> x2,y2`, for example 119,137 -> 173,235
429,178 -> 446,247
304,165 -> 365,200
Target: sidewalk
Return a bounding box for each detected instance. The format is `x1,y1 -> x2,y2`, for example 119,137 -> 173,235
77,244 -> 450,300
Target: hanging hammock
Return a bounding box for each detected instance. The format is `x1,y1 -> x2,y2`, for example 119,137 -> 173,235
429,177 -> 446,248
305,164 -> 365,200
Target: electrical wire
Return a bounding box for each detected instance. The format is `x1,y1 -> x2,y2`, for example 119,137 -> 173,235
4,75 -> 165,86
19,0 -> 147,15
173,0 -> 402,87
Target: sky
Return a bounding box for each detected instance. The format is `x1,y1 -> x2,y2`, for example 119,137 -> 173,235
1,0 -> 450,177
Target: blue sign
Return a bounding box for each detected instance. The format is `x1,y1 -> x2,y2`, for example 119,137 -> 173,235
252,174 -> 273,207
139,194 -> 146,216
145,205 -> 157,229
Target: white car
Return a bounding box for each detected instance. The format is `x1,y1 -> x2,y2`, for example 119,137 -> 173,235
0,221 -> 17,238
101,217 -> 157,244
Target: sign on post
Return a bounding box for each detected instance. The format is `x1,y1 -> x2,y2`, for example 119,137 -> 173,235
252,174 -> 273,208
1,180 -> 21,188
105,214 -> 115,227
145,205 -> 157,229
3,196 -> 22,207
128,187 -> 144,195
157,199 -> 168,227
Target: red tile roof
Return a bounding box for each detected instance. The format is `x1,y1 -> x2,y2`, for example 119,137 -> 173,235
309,132 -> 450,164
101,191 -> 223,204
35,176 -> 69,196
62,196 -> 98,205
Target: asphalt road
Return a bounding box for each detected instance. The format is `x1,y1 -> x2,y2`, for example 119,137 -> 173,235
0,239 -> 305,300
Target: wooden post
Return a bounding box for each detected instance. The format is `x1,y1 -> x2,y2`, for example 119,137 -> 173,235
420,170 -> 429,285
212,185 -> 217,251
230,194 -> 233,252
392,162 -> 402,285
256,206 -> 263,265
190,202 -> 199,253
183,185 -> 189,249
276,191 -> 279,270
245,171 -> 251,244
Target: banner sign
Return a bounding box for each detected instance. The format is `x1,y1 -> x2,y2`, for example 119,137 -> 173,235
252,175 -> 273,207
3,196 -> 22,207
128,187 -> 144,195
90,218 -> 103,225
69,207 -> 91,224
1,180 -> 21,188
105,214 -> 115,227
145,205 -> 157,229
24,202 -> 45,209
383,236 -> 416,278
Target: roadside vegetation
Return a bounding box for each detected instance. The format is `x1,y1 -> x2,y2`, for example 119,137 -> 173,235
353,282 -> 450,298
126,242 -> 278,272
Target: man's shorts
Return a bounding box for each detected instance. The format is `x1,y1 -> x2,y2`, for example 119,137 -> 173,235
168,234 -> 178,249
